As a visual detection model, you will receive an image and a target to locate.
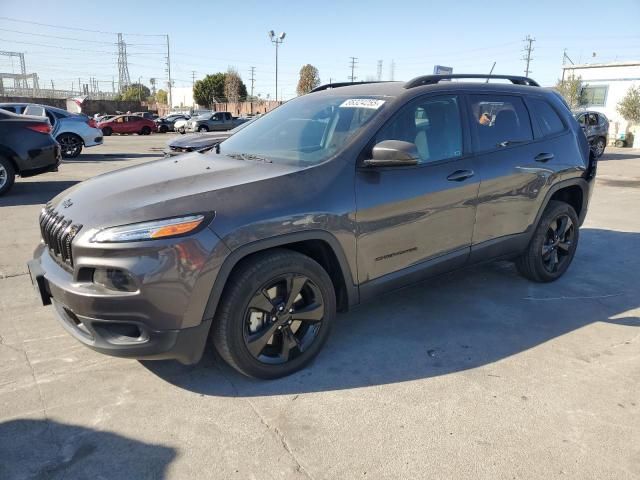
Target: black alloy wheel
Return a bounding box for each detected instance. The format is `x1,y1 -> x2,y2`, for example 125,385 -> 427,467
594,138 -> 606,158
541,214 -> 575,274
515,200 -> 580,282
212,249 -> 336,379
244,274 -> 325,365
57,133 -> 83,158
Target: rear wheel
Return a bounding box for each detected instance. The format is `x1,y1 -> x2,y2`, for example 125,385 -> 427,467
57,133 -> 83,158
0,157 -> 16,196
140,126 -> 151,135
516,200 -> 579,282
594,137 -> 606,158
212,249 -> 336,379
102,127 -> 112,136
178,127 -> 185,134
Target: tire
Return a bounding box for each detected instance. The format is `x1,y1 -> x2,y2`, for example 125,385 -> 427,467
178,127 -> 185,134
198,125 -> 209,132
57,133 -> 83,158
212,249 -> 336,379
614,139 -> 626,148
594,137 -> 606,158
0,157 -> 16,196
159,125 -> 168,133
102,127 -> 112,137
515,200 -> 580,282
140,126 -> 151,135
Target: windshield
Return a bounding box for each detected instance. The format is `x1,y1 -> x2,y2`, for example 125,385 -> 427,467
219,95 -> 388,165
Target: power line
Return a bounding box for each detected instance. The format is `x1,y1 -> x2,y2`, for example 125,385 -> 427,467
348,56 -> 358,82
0,16 -> 165,37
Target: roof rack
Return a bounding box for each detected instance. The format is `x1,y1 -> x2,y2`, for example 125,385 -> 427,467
310,81 -> 392,93
404,74 -> 540,89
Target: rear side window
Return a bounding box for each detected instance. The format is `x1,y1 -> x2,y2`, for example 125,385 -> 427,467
528,98 -> 565,137
469,95 -> 533,151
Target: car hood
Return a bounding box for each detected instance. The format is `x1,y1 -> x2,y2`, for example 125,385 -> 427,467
50,153 -> 300,231
169,132 -> 232,149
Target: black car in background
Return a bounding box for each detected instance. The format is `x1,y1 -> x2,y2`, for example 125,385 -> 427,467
574,110 -> 609,157
0,109 -> 60,195
156,114 -> 190,133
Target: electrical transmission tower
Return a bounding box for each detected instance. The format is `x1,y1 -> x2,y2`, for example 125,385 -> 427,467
522,35 -> 535,77
376,60 -> 383,81
348,57 -> 358,82
117,33 -> 131,92
389,59 -> 395,81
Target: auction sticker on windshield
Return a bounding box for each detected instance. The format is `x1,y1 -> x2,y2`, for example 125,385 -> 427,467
340,98 -> 385,109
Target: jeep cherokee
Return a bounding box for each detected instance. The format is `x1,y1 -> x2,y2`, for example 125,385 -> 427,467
28,74 -> 596,379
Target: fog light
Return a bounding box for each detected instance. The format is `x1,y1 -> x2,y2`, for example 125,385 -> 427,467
93,268 -> 137,292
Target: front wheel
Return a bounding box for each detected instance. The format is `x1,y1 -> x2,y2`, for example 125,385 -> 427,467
140,126 -> 151,135
212,249 -> 336,379
198,125 -> 209,132
515,200 -> 580,282
57,133 -> 83,158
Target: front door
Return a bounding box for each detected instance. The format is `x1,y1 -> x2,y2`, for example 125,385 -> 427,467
355,94 -> 479,284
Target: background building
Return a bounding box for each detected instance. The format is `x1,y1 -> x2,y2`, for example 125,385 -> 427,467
562,61 -> 640,141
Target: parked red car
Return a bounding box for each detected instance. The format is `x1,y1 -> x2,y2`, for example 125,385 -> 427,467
98,115 -> 156,136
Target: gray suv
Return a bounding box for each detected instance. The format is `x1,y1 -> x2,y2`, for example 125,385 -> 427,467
28,74 -> 595,379
574,110 -> 609,157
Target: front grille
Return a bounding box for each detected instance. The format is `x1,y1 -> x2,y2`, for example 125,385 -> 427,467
39,203 -> 83,268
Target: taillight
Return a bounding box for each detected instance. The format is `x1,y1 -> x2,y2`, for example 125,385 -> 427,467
88,118 -> 97,128
26,124 -> 52,134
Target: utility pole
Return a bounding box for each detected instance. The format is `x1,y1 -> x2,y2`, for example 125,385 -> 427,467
348,57 -> 358,82
268,31 -> 286,103
376,60 -> 383,81
249,66 -> 256,114
50,80 -> 54,90
389,60 -> 395,81
561,49 -> 575,83
522,35 -> 535,77
166,35 -> 172,109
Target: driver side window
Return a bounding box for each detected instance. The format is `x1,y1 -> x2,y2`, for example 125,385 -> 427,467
376,95 -> 462,164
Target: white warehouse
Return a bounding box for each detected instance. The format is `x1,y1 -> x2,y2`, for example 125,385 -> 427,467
561,61 -> 640,145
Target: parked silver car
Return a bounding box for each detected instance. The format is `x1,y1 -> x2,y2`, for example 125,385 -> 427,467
184,111 -> 248,133
0,103 -> 103,158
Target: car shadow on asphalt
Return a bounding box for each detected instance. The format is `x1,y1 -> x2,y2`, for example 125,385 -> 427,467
0,180 -> 79,207
599,151 -> 639,161
0,419 -> 176,479
142,228 -> 639,397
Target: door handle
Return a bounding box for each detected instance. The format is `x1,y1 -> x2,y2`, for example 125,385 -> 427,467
535,153 -> 554,163
447,169 -> 474,182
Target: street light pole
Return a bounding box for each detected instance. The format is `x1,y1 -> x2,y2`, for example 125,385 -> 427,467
268,30 -> 286,102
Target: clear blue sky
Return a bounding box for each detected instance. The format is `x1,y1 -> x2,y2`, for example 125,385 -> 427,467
1,0 -> 639,100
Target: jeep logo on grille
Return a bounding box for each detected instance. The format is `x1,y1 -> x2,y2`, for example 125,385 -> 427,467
62,199 -> 73,209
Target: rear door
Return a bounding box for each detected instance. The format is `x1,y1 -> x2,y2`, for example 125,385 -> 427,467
468,93 -> 563,252
355,94 -> 479,283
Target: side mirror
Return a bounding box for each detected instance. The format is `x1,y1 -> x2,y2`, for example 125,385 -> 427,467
363,140 -> 419,167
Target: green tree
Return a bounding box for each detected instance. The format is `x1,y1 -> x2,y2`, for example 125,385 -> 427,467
296,64 -> 321,95
156,88 -> 168,105
193,73 -> 226,107
555,75 -> 586,110
121,83 -> 151,101
617,86 -> 640,124
194,72 -> 247,107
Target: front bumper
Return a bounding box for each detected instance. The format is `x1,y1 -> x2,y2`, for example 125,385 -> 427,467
28,227 -> 230,364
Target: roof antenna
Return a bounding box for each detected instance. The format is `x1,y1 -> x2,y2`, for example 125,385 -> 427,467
486,62 -> 496,83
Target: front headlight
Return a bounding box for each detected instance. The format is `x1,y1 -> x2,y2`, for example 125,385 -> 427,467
91,214 -> 206,243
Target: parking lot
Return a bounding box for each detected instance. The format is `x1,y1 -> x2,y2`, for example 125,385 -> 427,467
0,135 -> 639,479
